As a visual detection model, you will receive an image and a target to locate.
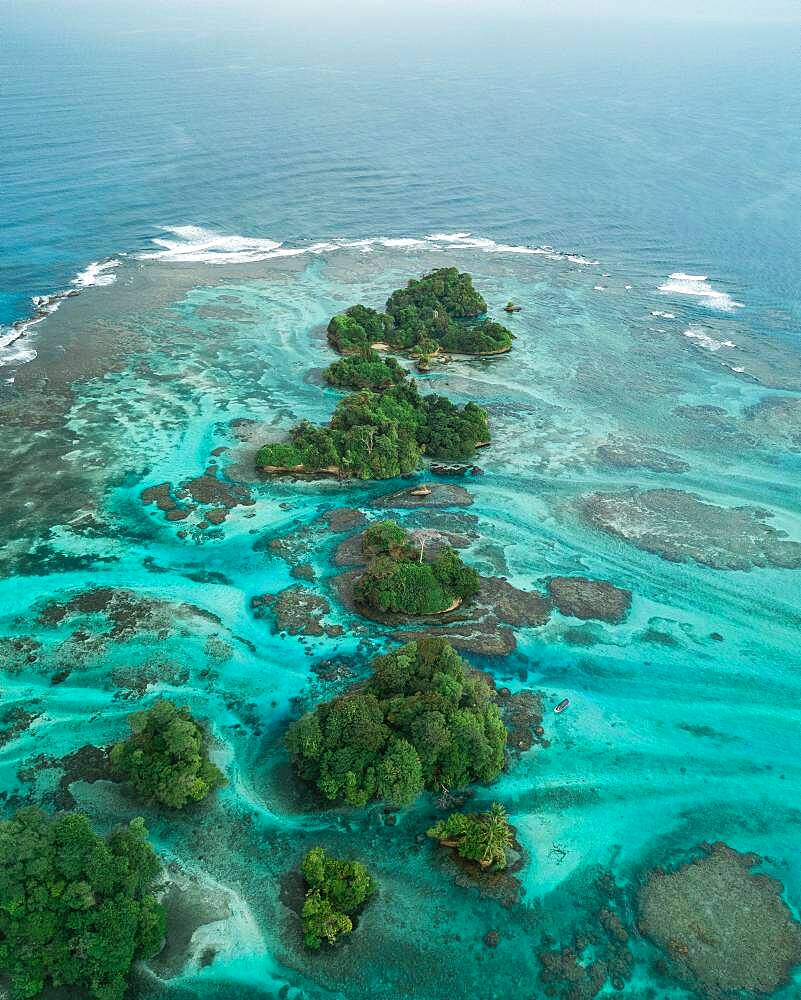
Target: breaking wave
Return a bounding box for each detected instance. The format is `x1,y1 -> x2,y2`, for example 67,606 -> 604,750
658,272 -> 743,312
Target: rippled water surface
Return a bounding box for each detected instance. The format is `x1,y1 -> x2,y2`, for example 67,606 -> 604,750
2,6 -> 801,999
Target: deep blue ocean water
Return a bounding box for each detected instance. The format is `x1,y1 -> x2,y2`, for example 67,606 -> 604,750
2,9 -> 799,336
2,6 -> 801,1000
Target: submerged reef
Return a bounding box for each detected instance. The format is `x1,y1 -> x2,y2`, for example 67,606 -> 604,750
582,488 -> 801,569
743,394 -> 801,451
537,869 -> 633,998
141,462 -> 256,535
594,440 -> 690,473
637,842 -> 801,995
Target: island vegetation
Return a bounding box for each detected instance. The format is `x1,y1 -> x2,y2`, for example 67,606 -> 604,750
354,519 -> 480,615
285,636 -> 507,808
327,267 -> 514,356
256,374 -> 490,479
427,802 -> 514,869
111,699 -> 226,809
322,348 -> 407,391
0,807 -> 165,1000
299,847 -> 375,949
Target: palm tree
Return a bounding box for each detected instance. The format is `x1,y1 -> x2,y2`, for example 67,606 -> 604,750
479,803 -> 514,868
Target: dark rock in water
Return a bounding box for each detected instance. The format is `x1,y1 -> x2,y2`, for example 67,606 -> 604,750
332,532 -> 369,568
547,576 -> 632,624
673,404 -> 729,420
263,585 -> 339,638
321,507 -> 367,532
290,563 -> 316,581
430,463 -> 471,477
496,688 -> 545,752
394,622 -> 518,656
0,636 -> 42,674
0,704 -> 42,749
482,577 -> 550,626
638,842 -> 801,995
710,631 -> 724,641
37,587 -> 222,642
537,870 -> 633,999
484,930 -> 500,947
373,482 -> 474,508
581,488 -> 801,570
18,743 -> 111,810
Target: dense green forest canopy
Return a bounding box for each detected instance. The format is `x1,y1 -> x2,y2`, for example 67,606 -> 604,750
0,808 -> 165,1000
111,699 -> 225,809
256,374 -> 490,478
322,348 -> 407,390
354,519 -> 480,615
326,268 -> 514,356
299,847 -> 375,949
285,636 -> 507,807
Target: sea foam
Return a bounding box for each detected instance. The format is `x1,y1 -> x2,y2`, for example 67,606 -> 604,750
71,259 -> 121,288
658,272 -> 743,312
137,226 -> 601,266
682,325 -> 736,352
0,257 -> 121,371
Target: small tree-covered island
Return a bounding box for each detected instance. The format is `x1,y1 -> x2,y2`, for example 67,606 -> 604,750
299,847 -> 375,949
255,268 -> 502,479
255,365 -> 490,479
354,519 -> 480,615
111,699 -> 226,809
327,268 -> 514,357
427,802 -> 515,869
285,636 -> 507,808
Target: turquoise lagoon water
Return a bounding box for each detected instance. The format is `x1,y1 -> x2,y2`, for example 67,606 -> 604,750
2,5 -> 801,998
1,240 -> 800,999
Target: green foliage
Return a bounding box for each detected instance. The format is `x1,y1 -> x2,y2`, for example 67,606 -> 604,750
286,637 -> 506,807
256,383 -> 490,477
327,269 -> 513,357
323,349 -> 407,390
437,318 -> 514,355
300,847 -> 375,949
0,807 -> 165,1000
362,519 -> 411,558
257,270 -> 503,478
256,420 -> 342,471
420,397 -> 491,460
386,266 -> 486,324
110,699 -> 225,809
327,305 -> 392,354
382,268 -> 513,355
354,520 -> 479,615
427,802 -> 514,869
